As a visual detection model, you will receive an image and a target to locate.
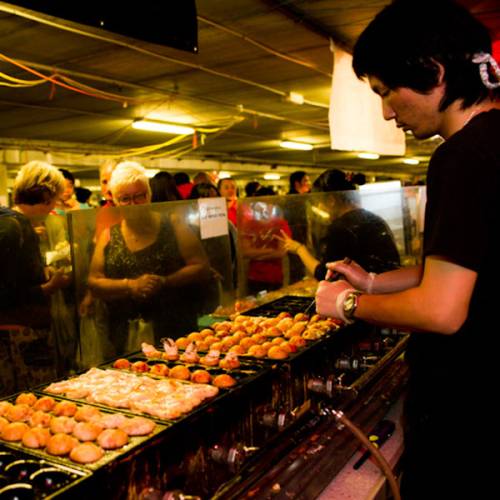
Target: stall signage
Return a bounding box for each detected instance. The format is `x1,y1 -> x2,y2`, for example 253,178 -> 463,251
198,197 -> 228,239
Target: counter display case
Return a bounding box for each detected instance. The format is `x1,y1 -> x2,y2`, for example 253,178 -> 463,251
0,186 -> 424,497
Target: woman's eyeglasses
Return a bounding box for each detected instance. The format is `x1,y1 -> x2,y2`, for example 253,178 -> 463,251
117,192 -> 148,205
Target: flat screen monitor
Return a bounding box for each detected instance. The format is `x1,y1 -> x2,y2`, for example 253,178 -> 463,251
3,1 -> 198,53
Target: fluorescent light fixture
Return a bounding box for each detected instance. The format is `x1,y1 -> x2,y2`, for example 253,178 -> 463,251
287,92 -> 304,105
311,205 -> 331,220
280,140 -> 313,151
218,171 -> 231,180
358,152 -> 380,160
132,120 -> 195,135
263,173 -> 281,180
403,158 -> 420,165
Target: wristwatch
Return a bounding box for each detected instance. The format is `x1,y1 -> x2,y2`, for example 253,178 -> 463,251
343,291 -> 362,321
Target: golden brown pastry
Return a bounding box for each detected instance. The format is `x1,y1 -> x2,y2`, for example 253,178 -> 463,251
46,433 -> 79,456
29,410 -> 52,428
97,428 -> 129,449
5,403 -> 33,422
1,422 -> 30,441
50,416 -> 76,434
53,401 -> 78,417
118,416 -> 155,436
74,405 -> 102,422
22,427 -> 51,449
190,369 -> 212,384
212,374 -> 237,388
72,421 -> 104,441
33,396 -> 56,412
267,346 -> 289,360
15,393 -> 38,406
70,442 -> 104,464
169,365 -> 191,380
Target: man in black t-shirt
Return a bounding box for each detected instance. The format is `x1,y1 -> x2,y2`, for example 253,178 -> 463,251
315,1 -> 500,498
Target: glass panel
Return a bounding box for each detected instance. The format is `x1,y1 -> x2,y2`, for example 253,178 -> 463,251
68,199 -> 234,367
236,187 -> 426,300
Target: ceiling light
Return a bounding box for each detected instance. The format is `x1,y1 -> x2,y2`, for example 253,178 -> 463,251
132,120 -> 195,135
280,141 -> 313,151
358,152 -> 380,160
403,158 -> 420,165
287,92 -> 305,105
264,173 -> 281,180
218,171 -> 231,180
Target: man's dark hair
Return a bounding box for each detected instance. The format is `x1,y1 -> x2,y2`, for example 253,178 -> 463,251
59,168 -> 75,184
352,0 -> 498,111
312,169 -> 354,193
75,186 -> 92,204
255,186 -> 276,196
288,171 -> 307,194
245,181 -> 261,197
173,172 -> 191,185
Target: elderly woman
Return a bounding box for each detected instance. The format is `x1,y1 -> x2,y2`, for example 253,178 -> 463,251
0,161 -> 70,326
88,161 -> 210,352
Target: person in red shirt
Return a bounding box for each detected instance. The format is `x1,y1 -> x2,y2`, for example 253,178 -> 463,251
217,177 -> 238,226
240,187 -> 291,295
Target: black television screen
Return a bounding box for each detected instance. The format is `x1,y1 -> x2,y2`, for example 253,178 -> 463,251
4,1 -> 198,53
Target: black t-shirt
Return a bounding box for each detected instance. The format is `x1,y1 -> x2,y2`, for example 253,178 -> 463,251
407,109 -> 500,411
0,207 -> 46,310
314,208 -> 400,281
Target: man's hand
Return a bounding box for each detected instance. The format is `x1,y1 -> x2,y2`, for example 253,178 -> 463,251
316,279 -> 356,322
326,260 -> 375,293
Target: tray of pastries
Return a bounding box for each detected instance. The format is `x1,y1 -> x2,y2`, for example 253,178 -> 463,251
0,392 -> 166,471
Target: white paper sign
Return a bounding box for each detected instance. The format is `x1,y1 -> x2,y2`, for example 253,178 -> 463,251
198,197 -> 228,239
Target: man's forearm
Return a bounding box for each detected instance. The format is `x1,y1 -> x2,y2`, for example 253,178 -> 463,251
372,265 -> 423,293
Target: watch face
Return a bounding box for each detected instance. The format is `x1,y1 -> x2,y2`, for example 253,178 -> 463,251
343,292 -> 358,318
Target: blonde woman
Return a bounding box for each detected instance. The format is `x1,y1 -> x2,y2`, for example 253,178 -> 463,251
88,161 -> 210,352
0,161 -> 70,327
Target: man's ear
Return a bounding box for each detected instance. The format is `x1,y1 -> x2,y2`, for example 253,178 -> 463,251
433,60 -> 446,86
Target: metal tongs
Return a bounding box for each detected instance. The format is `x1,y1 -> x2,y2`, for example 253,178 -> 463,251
304,257 -> 352,315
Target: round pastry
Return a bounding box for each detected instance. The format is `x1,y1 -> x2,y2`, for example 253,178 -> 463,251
70,442 -> 104,464
228,344 -> 245,355
98,413 -> 128,429
5,404 -> 33,422
239,337 -> 256,350
212,374 -> 237,388
271,337 -> 285,345
267,346 -> 289,360
15,393 -> 37,406
0,401 -> 13,417
53,401 -> 78,417
289,335 -> 307,348
294,312 -> 309,322
204,335 -> 218,346
50,416 -> 76,434
118,416 -> 155,436
279,342 -> 293,354
219,353 -> 240,370
168,365 -> 191,381
97,428 -> 129,450
149,363 -> 169,377
69,443 -> 104,464
74,405 -> 102,423
29,410 -> 52,428
72,421 -> 104,442
33,396 -> 56,412
46,433 -> 78,456
247,344 -> 268,358
113,358 -> 131,370
190,369 -> 212,384
187,331 -> 202,342
210,341 -> 223,352
0,416 -> 9,433
22,427 -> 51,449
174,337 -> 190,349
1,422 -> 30,441
130,361 -> 149,373
199,328 -> 214,339
277,312 -> 291,319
